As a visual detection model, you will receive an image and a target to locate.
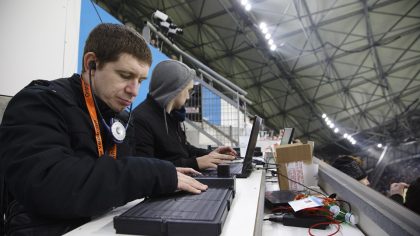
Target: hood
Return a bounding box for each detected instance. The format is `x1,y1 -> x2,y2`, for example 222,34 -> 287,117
149,60 -> 197,108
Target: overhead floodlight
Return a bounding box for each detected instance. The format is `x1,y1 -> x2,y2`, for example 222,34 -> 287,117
262,27 -> 268,34
322,114 -> 327,118
241,0 -> 248,6
268,39 -> 274,45
343,133 -> 348,138
377,143 -> 383,148
329,123 -> 335,128
259,22 -> 267,30
245,3 -> 251,11
270,44 -> 277,51
265,33 -> 271,39
334,128 -> 339,133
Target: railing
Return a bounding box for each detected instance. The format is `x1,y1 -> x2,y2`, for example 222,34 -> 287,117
144,21 -> 253,147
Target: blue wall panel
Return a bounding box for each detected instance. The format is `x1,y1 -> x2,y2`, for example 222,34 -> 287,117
202,87 -> 221,125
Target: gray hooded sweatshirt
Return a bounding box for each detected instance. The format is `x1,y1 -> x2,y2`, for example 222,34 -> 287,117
148,59 -> 197,133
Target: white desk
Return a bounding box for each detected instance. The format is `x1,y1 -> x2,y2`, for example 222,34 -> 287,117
64,170 -> 265,236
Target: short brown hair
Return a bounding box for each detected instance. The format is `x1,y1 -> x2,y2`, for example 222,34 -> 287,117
82,23 -> 152,71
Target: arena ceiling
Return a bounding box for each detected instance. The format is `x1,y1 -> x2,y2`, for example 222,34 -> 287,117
95,0 -> 420,154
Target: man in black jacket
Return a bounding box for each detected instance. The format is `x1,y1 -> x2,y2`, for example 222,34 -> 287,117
0,23 -> 206,236
133,60 -> 236,170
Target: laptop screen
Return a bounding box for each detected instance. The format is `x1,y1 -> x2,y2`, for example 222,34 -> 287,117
241,116 -> 262,170
280,128 -> 294,145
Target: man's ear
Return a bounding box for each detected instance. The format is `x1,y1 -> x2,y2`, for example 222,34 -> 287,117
83,52 -> 97,72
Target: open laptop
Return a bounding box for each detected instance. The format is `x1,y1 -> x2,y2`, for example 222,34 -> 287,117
280,127 -> 295,145
202,115 -> 262,178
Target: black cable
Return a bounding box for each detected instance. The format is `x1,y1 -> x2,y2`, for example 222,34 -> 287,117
90,0 -> 103,23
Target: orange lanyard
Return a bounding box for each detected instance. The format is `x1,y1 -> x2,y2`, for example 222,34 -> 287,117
80,77 -> 117,159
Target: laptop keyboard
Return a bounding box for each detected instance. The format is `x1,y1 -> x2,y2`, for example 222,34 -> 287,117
230,164 -> 243,174
124,188 -> 229,220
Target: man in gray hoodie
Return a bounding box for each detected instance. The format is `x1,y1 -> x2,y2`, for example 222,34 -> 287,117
133,60 -> 236,170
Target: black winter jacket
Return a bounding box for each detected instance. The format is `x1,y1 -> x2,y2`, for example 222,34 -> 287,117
133,95 -> 210,170
0,74 -> 177,236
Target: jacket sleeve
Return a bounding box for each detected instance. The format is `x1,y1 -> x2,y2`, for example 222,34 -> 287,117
389,194 -> 404,205
0,89 -> 178,219
133,115 -> 158,158
185,142 -> 211,159
134,115 -> 201,170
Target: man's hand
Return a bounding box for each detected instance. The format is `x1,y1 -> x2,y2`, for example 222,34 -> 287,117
212,146 -> 237,156
177,171 -> 208,194
196,152 -> 235,169
176,167 -> 202,176
389,182 -> 409,196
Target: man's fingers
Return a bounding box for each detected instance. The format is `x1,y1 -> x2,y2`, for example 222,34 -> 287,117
176,167 -> 202,176
212,153 -> 235,160
215,146 -> 237,155
177,172 -> 208,194
401,183 -> 409,188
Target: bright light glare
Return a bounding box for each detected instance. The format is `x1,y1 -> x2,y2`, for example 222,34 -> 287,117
262,27 -> 268,34
245,4 -> 251,11
334,128 -> 339,133
377,143 -> 383,148
270,44 -> 277,51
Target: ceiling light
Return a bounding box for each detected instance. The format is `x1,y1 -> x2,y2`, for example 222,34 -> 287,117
265,33 -> 271,39
270,44 -> 277,51
279,42 -> 285,47
268,39 -> 274,45
259,22 -> 267,30
334,128 -> 339,133
322,114 -> 327,118
245,4 -> 251,11
261,27 -> 268,34
377,143 -> 383,148
241,0 -> 248,6
343,133 -> 348,138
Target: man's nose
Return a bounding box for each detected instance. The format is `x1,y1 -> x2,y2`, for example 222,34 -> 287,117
126,80 -> 139,97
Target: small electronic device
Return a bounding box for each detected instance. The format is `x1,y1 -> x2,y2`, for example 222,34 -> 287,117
265,190 -> 298,209
114,177 -> 235,236
267,212 -> 328,229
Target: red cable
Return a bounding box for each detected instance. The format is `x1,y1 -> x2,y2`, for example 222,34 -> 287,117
308,221 -> 341,236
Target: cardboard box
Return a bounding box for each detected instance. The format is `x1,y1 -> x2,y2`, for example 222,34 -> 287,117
274,143 -> 313,190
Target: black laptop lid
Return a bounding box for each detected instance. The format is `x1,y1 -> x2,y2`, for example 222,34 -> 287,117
280,128 -> 295,145
241,116 -> 262,172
